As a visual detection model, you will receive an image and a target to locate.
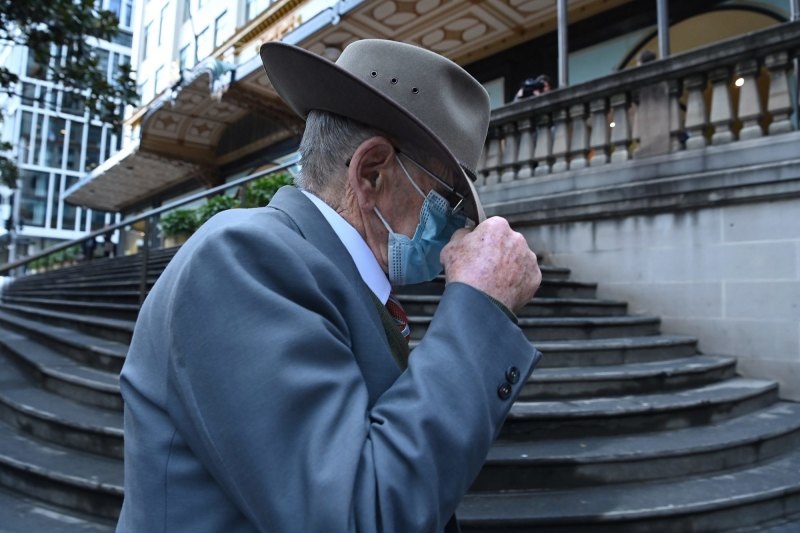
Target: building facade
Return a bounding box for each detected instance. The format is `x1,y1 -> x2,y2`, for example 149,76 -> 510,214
0,0 -> 137,262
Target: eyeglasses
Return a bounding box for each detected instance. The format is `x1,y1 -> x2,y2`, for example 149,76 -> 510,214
395,152 -> 466,215
345,150 -> 467,215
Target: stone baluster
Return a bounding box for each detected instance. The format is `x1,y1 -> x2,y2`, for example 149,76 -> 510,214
551,108 -> 570,173
482,126 -> 502,185
609,92 -> 631,163
500,122 -> 518,182
533,113 -> 552,176
568,103 -> 589,170
588,97 -> 609,166
765,51 -> 794,135
736,59 -> 764,140
668,79 -> 685,152
709,67 -> 734,145
684,74 -> 708,149
516,117 -> 536,180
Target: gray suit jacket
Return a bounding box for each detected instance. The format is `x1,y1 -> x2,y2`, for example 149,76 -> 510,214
118,186 -> 540,532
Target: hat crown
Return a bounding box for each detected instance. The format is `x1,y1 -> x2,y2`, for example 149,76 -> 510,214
335,40 -> 490,174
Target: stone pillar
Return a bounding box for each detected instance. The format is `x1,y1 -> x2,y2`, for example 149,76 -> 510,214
516,117 -> 536,180
765,51 -> 794,135
668,79 -> 685,152
482,126 -> 502,185
533,113 -> 552,177
588,97 -> 609,166
736,59 -> 764,141
709,67 -> 734,145
551,108 -> 570,173
568,103 -> 589,170
684,74 -> 708,150
500,122 -> 518,182
609,92 -> 631,163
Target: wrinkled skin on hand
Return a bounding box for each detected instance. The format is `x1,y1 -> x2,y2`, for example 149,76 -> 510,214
441,217 -> 541,313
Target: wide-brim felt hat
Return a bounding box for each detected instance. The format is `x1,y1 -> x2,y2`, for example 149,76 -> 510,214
259,39 -> 491,223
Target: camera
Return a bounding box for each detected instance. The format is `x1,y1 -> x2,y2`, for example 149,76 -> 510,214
520,78 -> 546,98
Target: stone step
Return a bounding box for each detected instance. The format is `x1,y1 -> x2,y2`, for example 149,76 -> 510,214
0,328 -> 120,410
3,289 -> 144,305
476,401 -> 800,491
533,335 -> 699,367
409,315 -> 661,342
4,278 -> 158,293
0,359 -> 123,458
0,486 -> 114,532
399,294 -> 628,317
397,277 -> 596,299
0,297 -> 139,322
0,304 -> 134,345
522,354 -> 738,399
502,378 -> 779,439
0,418 -> 122,519
0,309 -> 125,374
459,446 -> 800,532
410,334 -> 700,366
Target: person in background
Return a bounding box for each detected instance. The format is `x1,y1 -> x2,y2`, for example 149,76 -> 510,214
514,73 -> 553,101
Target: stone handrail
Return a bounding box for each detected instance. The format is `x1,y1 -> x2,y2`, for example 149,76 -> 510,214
480,21 -> 800,185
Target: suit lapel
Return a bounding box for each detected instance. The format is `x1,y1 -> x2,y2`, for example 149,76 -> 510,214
267,186 -> 401,404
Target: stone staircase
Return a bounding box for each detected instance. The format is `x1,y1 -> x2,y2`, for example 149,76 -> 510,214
1,250 -> 799,531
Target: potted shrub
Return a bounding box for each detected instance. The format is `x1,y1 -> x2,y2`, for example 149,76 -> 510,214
245,172 -> 294,208
160,209 -> 199,248
197,194 -> 239,226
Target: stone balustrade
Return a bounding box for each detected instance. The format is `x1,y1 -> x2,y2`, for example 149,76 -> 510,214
479,21 -> 800,187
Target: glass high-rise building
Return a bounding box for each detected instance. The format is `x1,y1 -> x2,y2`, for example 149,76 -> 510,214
0,0 -> 136,262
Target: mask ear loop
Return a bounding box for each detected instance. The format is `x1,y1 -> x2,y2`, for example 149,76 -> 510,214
395,155 -> 426,199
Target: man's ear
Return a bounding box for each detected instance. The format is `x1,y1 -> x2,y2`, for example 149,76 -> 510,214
348,137 -> 396,211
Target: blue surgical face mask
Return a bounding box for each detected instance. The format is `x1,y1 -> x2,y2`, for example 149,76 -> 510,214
374,156 -> 467,286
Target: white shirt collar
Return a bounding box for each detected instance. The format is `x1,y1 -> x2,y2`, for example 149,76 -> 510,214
301,190 -> 391,304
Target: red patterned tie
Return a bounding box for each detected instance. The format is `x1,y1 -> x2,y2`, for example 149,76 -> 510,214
385,292 -> 411,342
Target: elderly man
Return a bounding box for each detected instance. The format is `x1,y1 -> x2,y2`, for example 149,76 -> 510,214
118,39 -> 542,532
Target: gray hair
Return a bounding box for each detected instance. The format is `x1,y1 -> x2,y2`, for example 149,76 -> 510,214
295,111 -> 383,200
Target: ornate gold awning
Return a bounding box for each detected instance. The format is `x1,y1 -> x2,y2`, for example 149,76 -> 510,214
67,0 -> 633,213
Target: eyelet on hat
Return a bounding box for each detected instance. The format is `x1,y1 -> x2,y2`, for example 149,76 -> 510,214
411,87 -> 419,94
390,77 -> 398,84
370,71 -> 378,77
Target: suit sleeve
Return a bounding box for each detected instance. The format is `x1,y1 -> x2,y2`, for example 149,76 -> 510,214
164,219 -> 540,533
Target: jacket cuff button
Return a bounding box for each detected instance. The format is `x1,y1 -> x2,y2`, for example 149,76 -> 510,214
497,382 -> 512,400
506,366 -> 520,384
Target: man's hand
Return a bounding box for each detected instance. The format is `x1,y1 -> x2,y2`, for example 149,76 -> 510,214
441,217 -> 541,312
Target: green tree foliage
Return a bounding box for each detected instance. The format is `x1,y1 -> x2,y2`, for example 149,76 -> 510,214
0,0 -> 138,187
160,209 -> 199,238
245,172 -> 294,208
197,194 -> 239,226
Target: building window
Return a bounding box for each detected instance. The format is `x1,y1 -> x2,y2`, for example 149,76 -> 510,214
182,0 -> 191,23
154,66 -> 163,95
122,0 -> 133,27
246,0 -> 273,21
85,125 -> 104,171
61,176 -> 80,230
179,44 -> 190,71
66,122 -> 84,172
107,0 -> 122,19
19,169 -> 50,228
61,90 -> 85,116
158,3 -> 169,46
142,22 -> 151,60
214,10 -> 230,48
196,26 -> 211,60
45,117 -> 67,169
25,50 -> 48,80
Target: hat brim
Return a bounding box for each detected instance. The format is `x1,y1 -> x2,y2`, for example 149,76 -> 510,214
260,42 -> 485,223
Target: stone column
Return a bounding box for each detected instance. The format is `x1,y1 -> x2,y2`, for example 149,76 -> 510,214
533,113 -> 552,177
709,67 -> 734,145
736,59 -> 764,140
765,51 -> 794,135
684,74 -> 708,149
568,103 -> 589,170
668,79 -> 685,152
551,108 -> 570,173
500,122 -> 518,182
588,97 -> 609,166
482,126 -> 502,186
516,117 -> 536,180
609,92 -> 631,163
